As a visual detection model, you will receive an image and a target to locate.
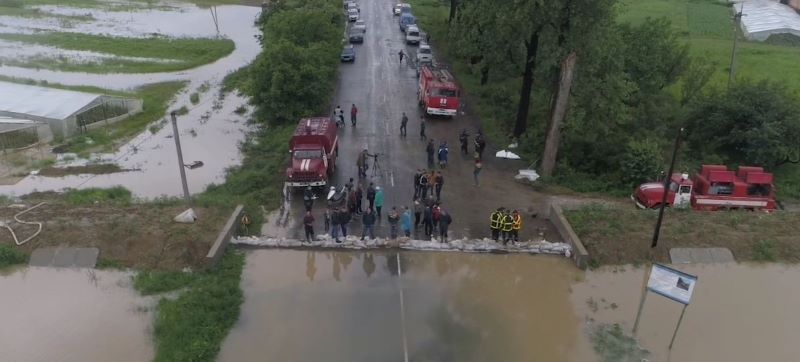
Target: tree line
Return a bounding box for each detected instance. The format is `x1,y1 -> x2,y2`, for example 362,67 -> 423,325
435,0 -> 800,193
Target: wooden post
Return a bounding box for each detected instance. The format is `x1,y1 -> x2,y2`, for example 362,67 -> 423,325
632,264 -> 652,336
669,304 -> 688,349
541,51 -> 577,177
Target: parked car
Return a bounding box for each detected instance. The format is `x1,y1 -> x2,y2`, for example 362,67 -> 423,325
346,1 -> 358,11
393,3 -> 402,15
348,8 -> 359,22
348,28 -> 364,43
341,44 -> 355,62
416,43 -> 433,63
354,19 -> 366,32
406,25 -> 421,45
399,13 -> 415,32
400,3 -> 411,14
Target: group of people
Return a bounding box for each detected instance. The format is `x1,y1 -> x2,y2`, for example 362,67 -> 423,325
489,207 -> 522,245
333,104 -> 358,127
411,196 -> 453,242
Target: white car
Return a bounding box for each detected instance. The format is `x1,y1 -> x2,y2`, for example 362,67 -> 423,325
394,3 -> 411,15
354,19 -> 366,32
416,43 -> 433,63
347,8 -> 359,22
405,25 -> 420,45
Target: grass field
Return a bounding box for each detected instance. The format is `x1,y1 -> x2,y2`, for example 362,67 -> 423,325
566,204 -> 800,266
0,32 -> 235,73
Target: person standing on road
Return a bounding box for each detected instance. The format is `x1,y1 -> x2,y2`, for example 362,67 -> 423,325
400,112 -> 408,137
367,182 -> 376,210
423,204 -> 434,239
489,207 -> 503,242
398,49 -> 405,64
475,130 -> 486,159
413,198 -> 423,228
324,208 -> 331,232
413,169 -> 422,199
303,210 -> 315,243
347,189 -> 357,215
459,129 -> 469,155
401,206 -> 412,237
439,209 -> 452,242
355,183 -> 364,214
419,171 -> 429,199
426,139 -> 435,169
345,177 -> 354,192
331,208 -> 341,243
350,104 -> 358,126
361,208 -> 376,240
375,186 -> 384,219
501,210 -> 514,245
388,207 -> 400,239
419,116 -> 427,140
303,186 -> 315,211
511,209 -> 522,243
334,105 -> 344,127
432,202 -> 441,234
434,171 -> 444,201
473,158 -> 483,186
340,207 -> 352,241
357,149 -> 375,178
437,141 -> 449,169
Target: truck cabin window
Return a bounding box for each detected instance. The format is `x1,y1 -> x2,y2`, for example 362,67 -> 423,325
709,182 -> 733,195
294,150 -> 322,159
433,88 -> 457,97
669,181 -> 679,193
747,184 -> 771,196
679,185 -> 691,194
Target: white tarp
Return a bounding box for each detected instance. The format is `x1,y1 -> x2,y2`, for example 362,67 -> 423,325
495,150 -> 521,159
739,0 -> 800,41
0,81 -> 101,120
647,264 -> 698,305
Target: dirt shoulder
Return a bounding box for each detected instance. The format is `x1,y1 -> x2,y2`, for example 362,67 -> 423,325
565,204 -> 800,266
0,195 -> 231,270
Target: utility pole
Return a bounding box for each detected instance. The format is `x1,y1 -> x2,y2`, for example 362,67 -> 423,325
651,128 -> 683,248
728,2 -> 744,88
170,111 -> 191,205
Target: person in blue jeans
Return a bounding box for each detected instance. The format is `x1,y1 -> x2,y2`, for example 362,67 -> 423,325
361,208 -> 376,240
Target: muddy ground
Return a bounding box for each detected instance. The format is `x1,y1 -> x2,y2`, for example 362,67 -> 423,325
0,196 -> 231,270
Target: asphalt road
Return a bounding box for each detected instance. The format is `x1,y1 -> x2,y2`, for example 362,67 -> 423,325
275,0 -> 556,242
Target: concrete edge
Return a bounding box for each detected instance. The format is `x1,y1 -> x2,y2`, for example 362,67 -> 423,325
547,203 -> 590,270
206,204 -> 245,267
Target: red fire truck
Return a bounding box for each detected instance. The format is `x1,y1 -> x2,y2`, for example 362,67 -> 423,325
632,165 -> 778,211
418,64 -> 460,117
285,117 -> 338,190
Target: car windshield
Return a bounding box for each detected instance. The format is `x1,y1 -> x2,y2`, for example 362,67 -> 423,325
420,48 -> 431,54
348,9 -> 357,14
433,88 -> 457,97
294,150 -> 322,159
356,20 -> 365,25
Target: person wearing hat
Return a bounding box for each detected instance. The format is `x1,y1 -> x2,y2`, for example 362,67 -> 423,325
374,186 -> 385,219
511,210 -> 522,243
489,207 -> 504,242
439,209 -> 452,243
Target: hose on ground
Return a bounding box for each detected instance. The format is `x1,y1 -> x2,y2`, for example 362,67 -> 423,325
1,202 -> 46,246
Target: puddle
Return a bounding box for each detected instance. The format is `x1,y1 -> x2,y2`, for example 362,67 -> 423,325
219,249 -> 585,362
570,263 -> 800,361
0,39 -> 179,66
0,89 -> 251,198
0,266 -> 153,361
0,5 -> 262,90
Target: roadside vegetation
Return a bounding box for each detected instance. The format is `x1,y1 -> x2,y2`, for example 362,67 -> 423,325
0,32 -> 235,74
409,0 -> 800,201
0,0 -> 257,11
0,244 -> 28,269
565,204 -> 800,266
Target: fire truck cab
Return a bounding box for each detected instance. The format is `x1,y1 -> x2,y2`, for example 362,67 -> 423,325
418,65 -> 460,117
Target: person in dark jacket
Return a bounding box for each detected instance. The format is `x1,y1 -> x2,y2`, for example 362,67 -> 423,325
419,172 -> 429,199
387,207 -> 400,239
413,198 -> 423,228
331,208 -> 341,243
434,171 -> 444,201
361,208 -> 376,240
439,209 -> 452,242
426,139 -> 435,169
413,169 -> 422,199
303,210 -> 315,243
340,208 -> 351,241
303,186 -> 314,211
367,182 -> 376,210
355,184 -> 364,214
423,205 -> 433,238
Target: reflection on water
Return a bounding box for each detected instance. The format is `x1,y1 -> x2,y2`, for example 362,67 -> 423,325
0,267 -> 153,362
219,249 -> 583,362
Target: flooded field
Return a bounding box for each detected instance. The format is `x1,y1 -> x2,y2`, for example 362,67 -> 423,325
0,267 -> 153,362
220,250 -> 585,362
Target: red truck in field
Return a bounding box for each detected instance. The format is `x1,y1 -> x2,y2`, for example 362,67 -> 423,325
632,164 -> 778,211
418,64 -> 460,117
285,117 -> 338,190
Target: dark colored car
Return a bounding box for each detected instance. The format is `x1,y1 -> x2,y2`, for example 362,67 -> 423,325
341,45 -> 355,62
348,29 -> 364,43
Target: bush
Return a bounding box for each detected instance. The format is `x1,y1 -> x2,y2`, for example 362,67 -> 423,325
0,244 -> 27,269
620,139 -> 664,187
63,186 -> 132,206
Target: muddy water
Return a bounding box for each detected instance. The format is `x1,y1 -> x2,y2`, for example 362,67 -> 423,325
570,263 -> 800,361
219,250 -> 584,362
0,267 -> 153,361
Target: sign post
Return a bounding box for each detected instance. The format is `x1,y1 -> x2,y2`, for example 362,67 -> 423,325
631,263 -> 698,349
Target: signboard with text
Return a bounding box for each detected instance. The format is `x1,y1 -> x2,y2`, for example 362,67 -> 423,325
647,264 -> 698,305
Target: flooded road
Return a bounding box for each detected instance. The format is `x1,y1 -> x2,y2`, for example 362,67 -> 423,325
220,250 -> 584,362
0,267 -> 153,362
570,262 -> 800,362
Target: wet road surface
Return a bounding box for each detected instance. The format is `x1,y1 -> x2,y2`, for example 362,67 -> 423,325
219,249 -> 584,362
0,267 -> 153,362
277,0 -> 554,242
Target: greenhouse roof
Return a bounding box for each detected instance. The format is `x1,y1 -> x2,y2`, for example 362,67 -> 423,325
0,81 -> 102,121
740,0 -> 800,41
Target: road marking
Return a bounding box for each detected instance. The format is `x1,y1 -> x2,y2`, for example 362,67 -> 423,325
396,253 -> 410,362
390,171 -> 395,187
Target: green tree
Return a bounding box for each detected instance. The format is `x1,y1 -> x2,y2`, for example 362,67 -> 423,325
620,139 -> 664,187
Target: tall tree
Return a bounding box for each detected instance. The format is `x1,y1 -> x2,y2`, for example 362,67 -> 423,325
510,0 -> 547,138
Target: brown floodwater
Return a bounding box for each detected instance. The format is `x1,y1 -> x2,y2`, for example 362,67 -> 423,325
570,263 -> 800,362
0,267 -> 153,362
219,249 -> 585,362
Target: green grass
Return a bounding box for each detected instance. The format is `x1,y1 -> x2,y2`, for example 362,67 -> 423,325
591,323 -> 650,362
775,163 -> 800,201
63,186 -> 133,206
139,249 -> 245,362
189,92 -> 200,104
60,81 -> 186,154
0,244 -> 28,269
753,239 -> 777,262
0,32 -> 235,74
